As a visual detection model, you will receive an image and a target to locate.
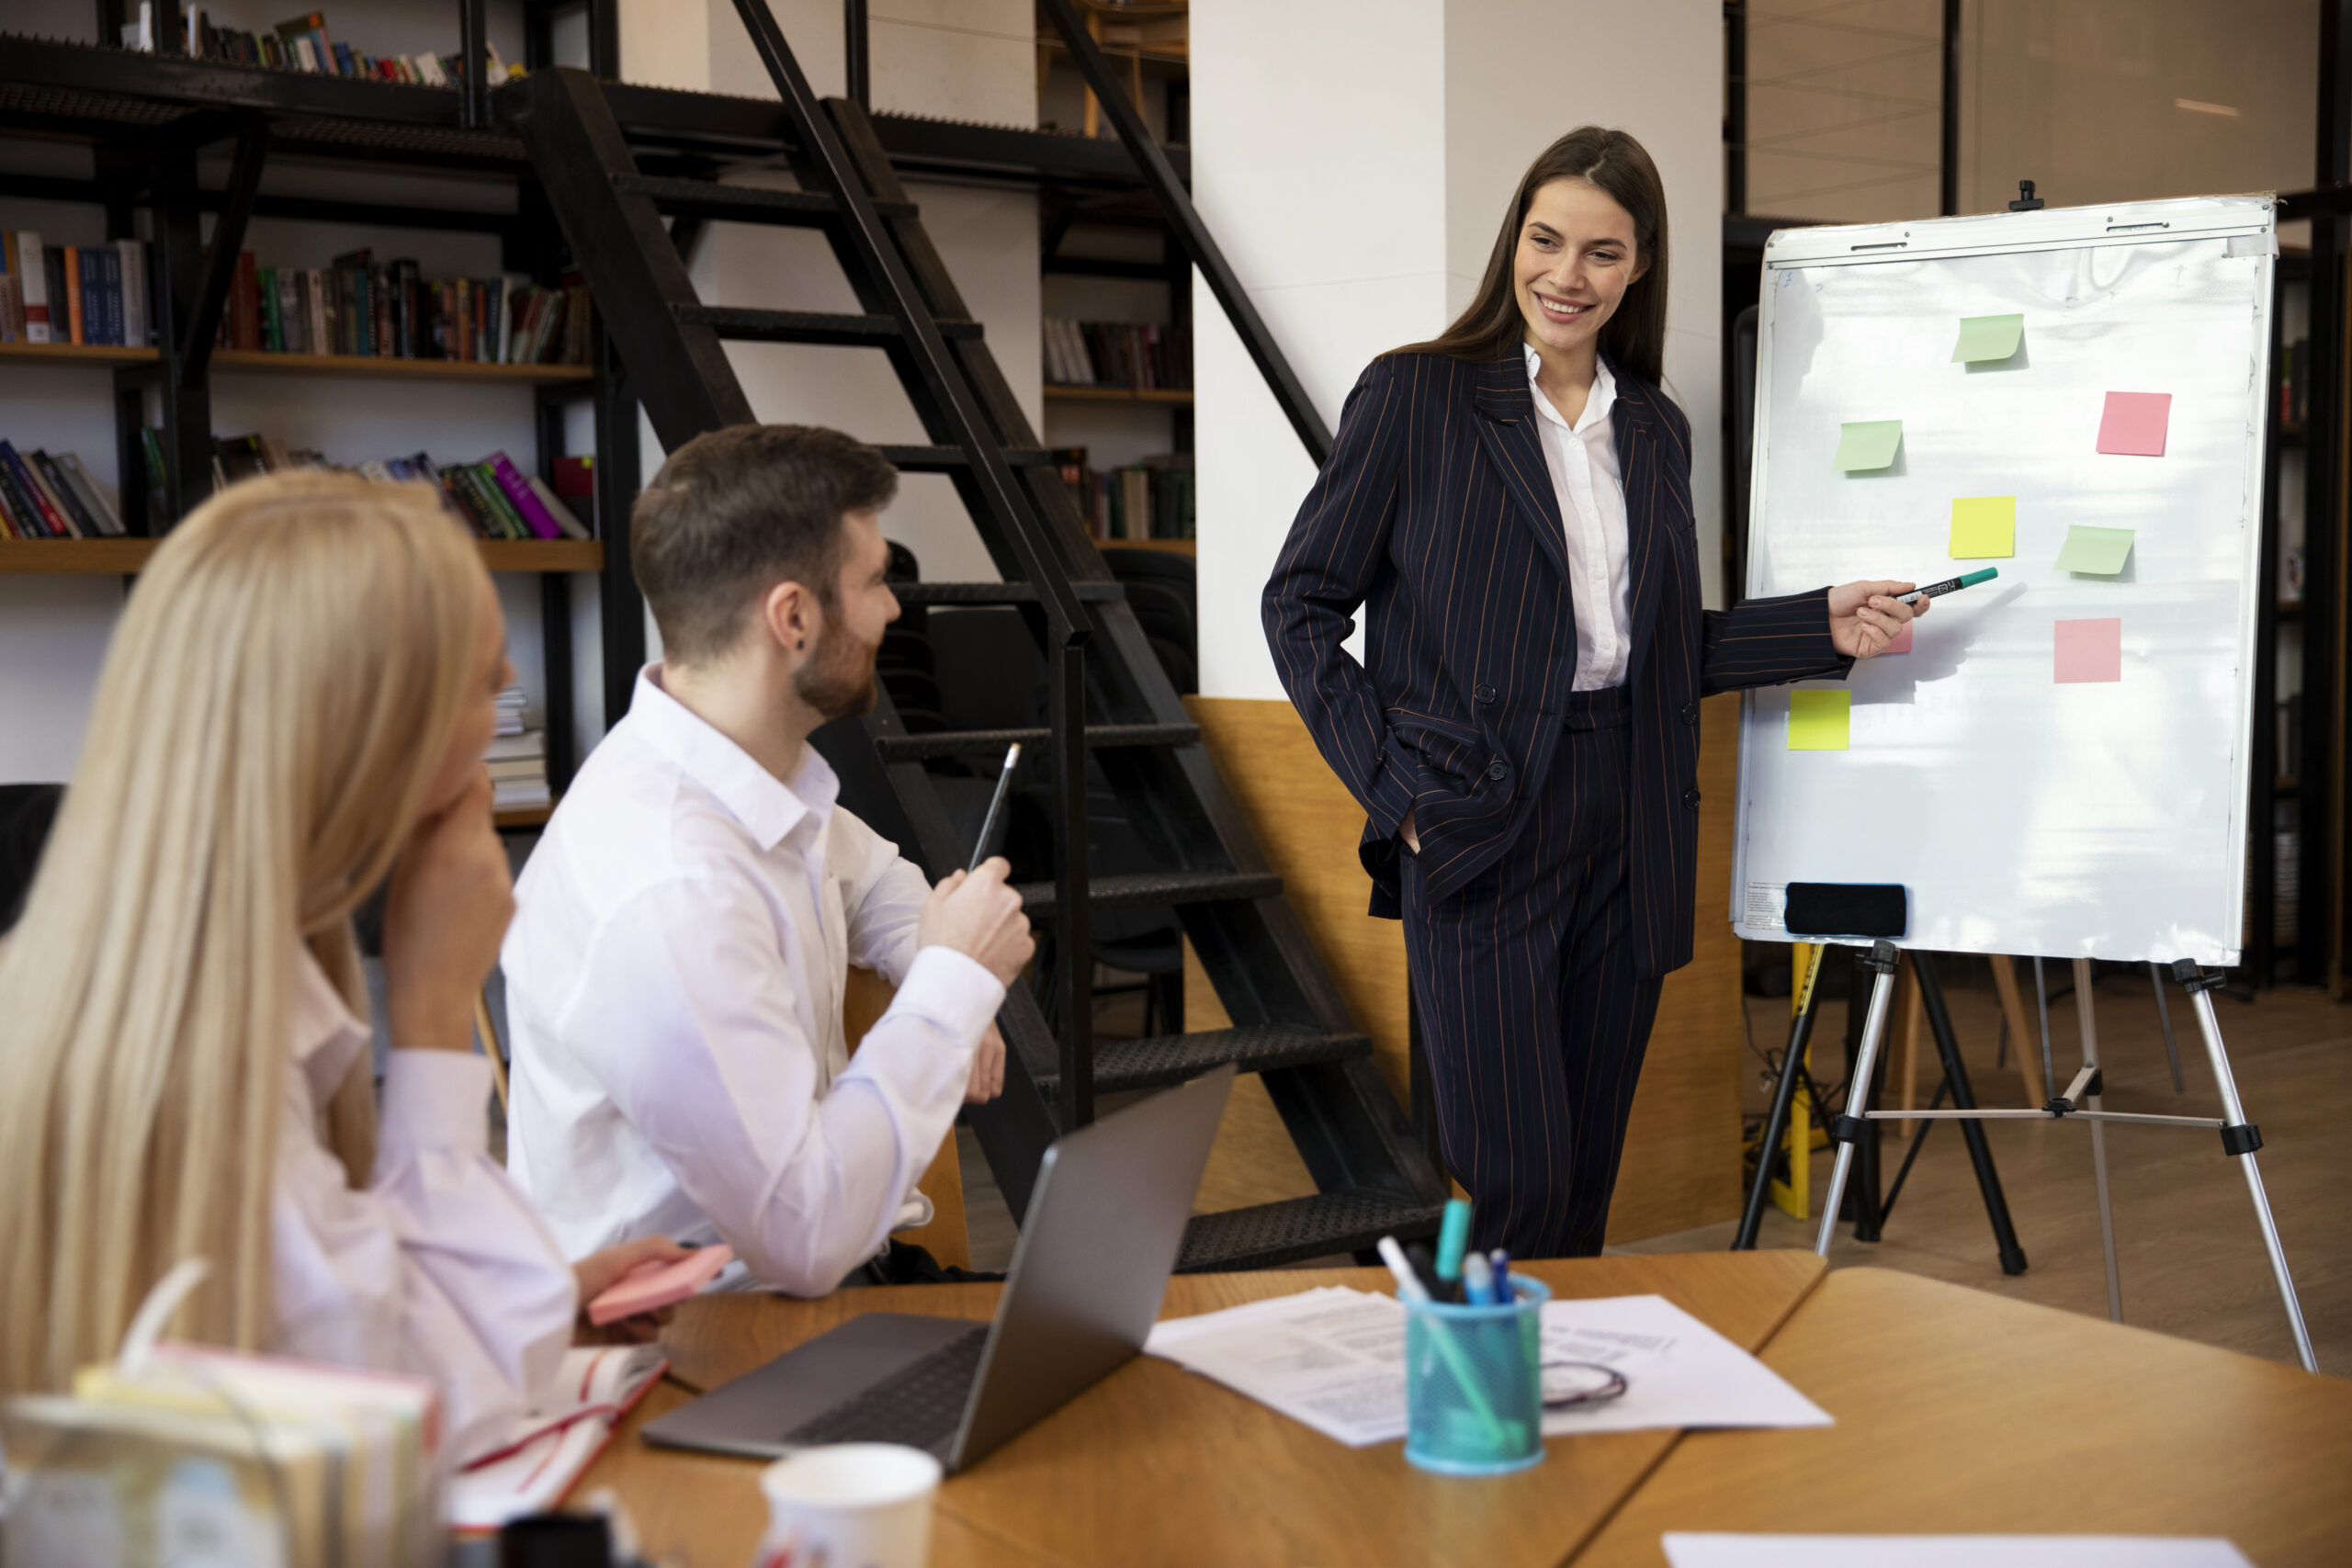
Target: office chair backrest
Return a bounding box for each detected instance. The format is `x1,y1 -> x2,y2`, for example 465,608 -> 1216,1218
0,784 -> 63,937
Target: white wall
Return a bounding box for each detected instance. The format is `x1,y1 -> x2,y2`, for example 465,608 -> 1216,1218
1191,0 -> 1725,702
1190,0 -> 1450,703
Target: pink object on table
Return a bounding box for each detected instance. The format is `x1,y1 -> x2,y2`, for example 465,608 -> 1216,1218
587,1245 -> 733,1325
1883,621 -> 1914,655
2053,618 -> 2123,684
2097,391 -> 2171,456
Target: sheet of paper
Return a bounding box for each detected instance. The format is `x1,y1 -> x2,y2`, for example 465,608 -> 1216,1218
1786,689 -> 1850,750
1663,1535 -> 2254,1568
2054,617 -> 2123,683
1144,1291 -> 1830,1448
1833,420 -> 1903,472
1949,495 -> 2016,558
1951,312 -> 2023,363
2053,525 -> 2134,576
2097,390 -> 2171,456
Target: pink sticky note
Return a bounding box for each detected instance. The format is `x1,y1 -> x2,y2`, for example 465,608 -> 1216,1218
2098,391 -> 2171,456
587,1245 -> 733,1325
2054,618 -> 2122,683
1884,621 -> 1914,655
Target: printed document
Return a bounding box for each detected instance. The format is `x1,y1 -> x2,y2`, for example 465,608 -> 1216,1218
1144,1290 -> 1829,1448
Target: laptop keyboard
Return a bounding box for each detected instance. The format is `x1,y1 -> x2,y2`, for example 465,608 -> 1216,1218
782,1325 -> 989,1451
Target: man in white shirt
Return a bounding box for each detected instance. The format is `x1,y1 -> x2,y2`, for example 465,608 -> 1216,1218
503,424 -> 1031,1295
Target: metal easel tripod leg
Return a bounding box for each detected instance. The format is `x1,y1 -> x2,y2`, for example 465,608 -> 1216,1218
1910,953 -> 2029,1275
1735,943 -> 1826,1248
1815,941 -> 1899,1257
2174,960 -> 2316,1371
2074,957 -> 2123,1322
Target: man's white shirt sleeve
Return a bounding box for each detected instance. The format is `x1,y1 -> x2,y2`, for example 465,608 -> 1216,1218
554,870 -> 1001,1296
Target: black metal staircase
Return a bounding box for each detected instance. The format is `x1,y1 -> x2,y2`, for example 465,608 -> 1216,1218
500,8 -> 1444,1269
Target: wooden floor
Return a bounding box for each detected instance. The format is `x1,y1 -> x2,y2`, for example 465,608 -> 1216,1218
960,969 -> 2351,1375
1614,967 -> 2352,1375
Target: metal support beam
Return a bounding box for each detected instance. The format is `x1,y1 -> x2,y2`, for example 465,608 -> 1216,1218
845,0 -> 871,111
1036,0 -> 1333,467
461,0 -> 491,130
177,119 -> 269,386
1939,0 -> 1961,215
1724,0 -> 1747,216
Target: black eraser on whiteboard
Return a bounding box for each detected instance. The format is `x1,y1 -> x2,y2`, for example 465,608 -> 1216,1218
1784,883 -> 1907,938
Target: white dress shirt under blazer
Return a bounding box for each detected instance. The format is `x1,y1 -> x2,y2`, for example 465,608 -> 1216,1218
275,944 -> 577,1464
1523,344 -> 1634,691
503,666 -> 1004,1297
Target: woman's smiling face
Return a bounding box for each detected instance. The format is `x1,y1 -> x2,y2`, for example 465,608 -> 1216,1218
1513,176 -> 1646,362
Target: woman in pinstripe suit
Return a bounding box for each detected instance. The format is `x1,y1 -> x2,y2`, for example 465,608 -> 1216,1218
1263,128 -> 1923,1259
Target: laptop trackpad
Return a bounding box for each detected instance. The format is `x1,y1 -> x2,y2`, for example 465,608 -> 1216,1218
640,1312 -> 983,1459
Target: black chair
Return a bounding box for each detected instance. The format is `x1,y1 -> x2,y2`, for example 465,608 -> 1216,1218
929,607 -> 1046,733
1098,546 -> 1196,603
0,783 -> 63,936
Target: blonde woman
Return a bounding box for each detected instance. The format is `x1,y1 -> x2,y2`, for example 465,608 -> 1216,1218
0,470 -> 684,1461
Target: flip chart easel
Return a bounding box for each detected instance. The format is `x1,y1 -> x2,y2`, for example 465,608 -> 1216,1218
1729,195 -> 2313,1370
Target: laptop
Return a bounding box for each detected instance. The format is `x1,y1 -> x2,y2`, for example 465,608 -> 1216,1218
640,1063 -> 1236,1473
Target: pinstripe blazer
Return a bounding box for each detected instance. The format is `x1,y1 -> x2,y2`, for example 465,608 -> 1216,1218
1263,349 -> 1849,978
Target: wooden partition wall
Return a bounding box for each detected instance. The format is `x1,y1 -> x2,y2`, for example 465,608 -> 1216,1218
1182,694 -> 1747,1246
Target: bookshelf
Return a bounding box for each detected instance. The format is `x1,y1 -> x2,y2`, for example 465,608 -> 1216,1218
0,342 -> 161,368
212,352 -> 595,385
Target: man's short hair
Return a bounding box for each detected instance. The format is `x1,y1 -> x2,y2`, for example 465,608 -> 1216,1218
630,423 -> 899,665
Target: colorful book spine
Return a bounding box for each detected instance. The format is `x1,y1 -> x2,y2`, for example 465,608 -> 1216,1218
17,231 -> 50,343
62,244 -> 85,344
117,239 -> 147,348
487,453 -> 564,540
0,446 -> 48,536
0,443 -> 74,537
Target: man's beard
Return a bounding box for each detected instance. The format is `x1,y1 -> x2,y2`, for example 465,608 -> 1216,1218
794,612 -> 880,722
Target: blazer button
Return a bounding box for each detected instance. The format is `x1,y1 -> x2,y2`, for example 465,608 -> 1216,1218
1680,702 -> 1698,725
1487,760 -> 1510,782
1682,787 -> 1702,807
1475,683 -> 1498,705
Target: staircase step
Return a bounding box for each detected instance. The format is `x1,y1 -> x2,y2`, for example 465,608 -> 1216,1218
875,444 -> 1054,472
875,722 -> 1198,761
1178,1190 -> 1447,1272
1015,870 -> 1281,914
615,173 -> 918,223
890,581 -> 1125,604
1035,1024 -> 1370,1097
673,304 -> 982,344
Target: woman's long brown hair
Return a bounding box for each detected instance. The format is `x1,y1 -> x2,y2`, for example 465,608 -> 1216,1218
1393,126 -> 1669,387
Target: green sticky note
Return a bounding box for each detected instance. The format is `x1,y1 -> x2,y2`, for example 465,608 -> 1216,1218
2053,524 -> 2134,576
1834,420 -> 1904,472
1950,496 -> 2017,558
1787,689 -> 1851,751
1952,313 -> 2025,363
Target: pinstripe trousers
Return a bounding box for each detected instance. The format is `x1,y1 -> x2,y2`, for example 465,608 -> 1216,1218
1400,684 -> 1664,1260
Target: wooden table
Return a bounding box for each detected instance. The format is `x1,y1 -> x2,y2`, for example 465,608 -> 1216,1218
1577,1268 -> 2352,1568
581,1251 -> 1826,1567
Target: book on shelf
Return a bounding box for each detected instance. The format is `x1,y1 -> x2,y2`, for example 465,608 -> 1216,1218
0,443 -> 129,540
122,5 -> 526,88
0,232 -> 156,347
180,431 -> 589,545
1080,452 -> 1194,541
1043,318 -> 1193,390
489,684 -> 552,809
206,249 -> 590,366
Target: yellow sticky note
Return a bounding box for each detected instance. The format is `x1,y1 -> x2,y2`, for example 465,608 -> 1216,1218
1950,495 -> 2017,558
1787,689 -> 1851,751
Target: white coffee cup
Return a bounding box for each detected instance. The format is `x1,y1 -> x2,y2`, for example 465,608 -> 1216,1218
752,1443 -> 942,1568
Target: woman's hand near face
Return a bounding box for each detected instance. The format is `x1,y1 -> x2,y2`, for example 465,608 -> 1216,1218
1827,580 -> 1927,660
382,770 -> 514,1054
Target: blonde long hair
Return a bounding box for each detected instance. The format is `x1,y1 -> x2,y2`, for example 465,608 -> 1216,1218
0,470 -> 488,1394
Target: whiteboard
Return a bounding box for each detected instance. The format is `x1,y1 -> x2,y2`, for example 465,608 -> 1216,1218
1729,196 -> 2275,965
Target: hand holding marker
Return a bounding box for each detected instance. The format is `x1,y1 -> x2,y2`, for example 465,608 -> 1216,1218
1895,567 -> 1996,606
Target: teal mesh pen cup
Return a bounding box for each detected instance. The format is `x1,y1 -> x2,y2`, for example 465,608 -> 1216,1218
1402,1276 -> 1549,1475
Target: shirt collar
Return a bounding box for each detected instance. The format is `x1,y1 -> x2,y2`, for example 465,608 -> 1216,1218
290,941 -> 370,1111
627,665 -> 839,852
1523,343 -> 1616,435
